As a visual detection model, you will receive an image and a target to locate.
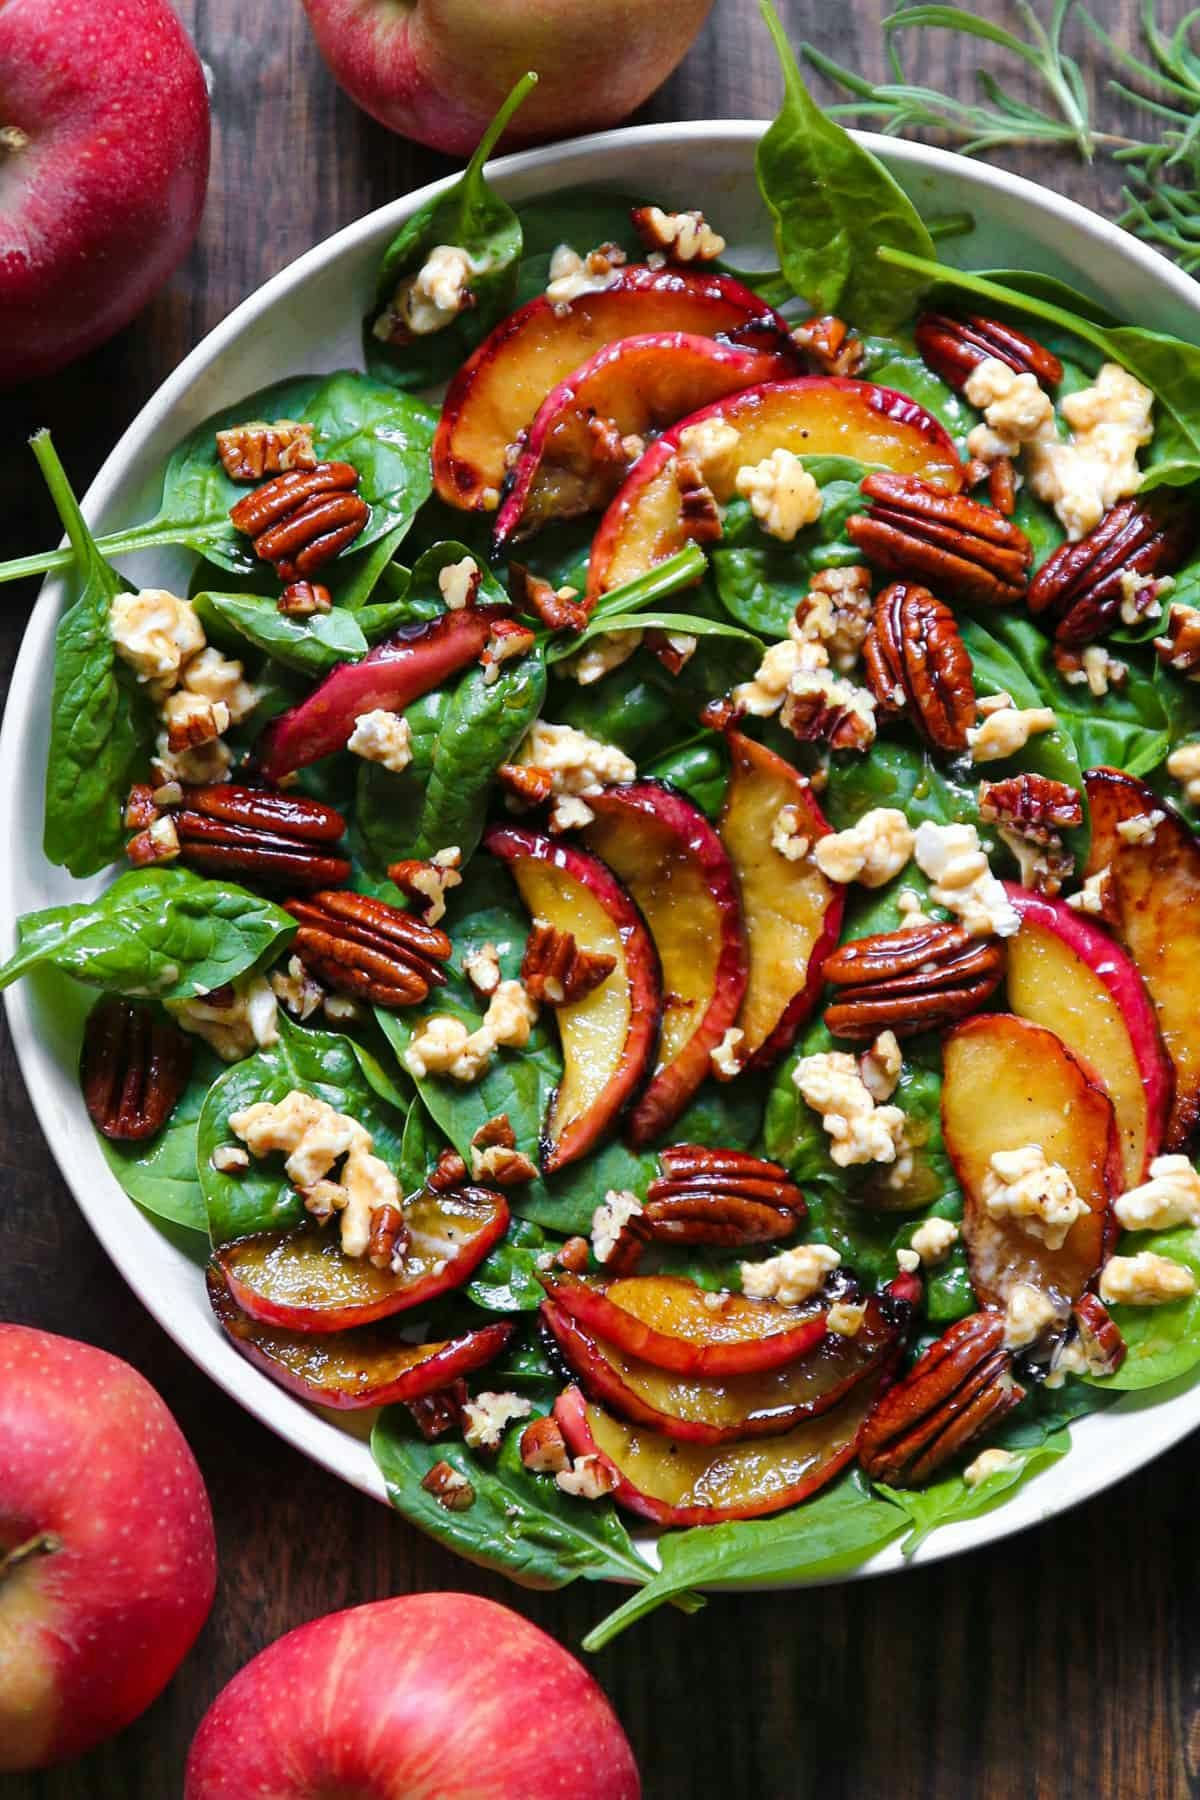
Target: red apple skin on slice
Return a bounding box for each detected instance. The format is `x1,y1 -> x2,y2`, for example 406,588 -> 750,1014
541,1292 -> 901,1443
206,1265 -> 513,1409
1083,767 -> 1200,1148
433,266 -> 794,512
213,1185 -> 510,1333
580,781 -> 748,1145
586,377 -> 965,599
540,1272 -> 828,1376
492,332 -> 798,549
942,1013 -> 1120,1314
554,1372 -> 889,1526
255,607 -> 507,783
719,731 -> 845,1069
483,824 -> 662,1173
1004,884 -> 1170,1186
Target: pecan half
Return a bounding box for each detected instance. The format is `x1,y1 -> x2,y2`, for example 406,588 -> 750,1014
427,1148 -> 469,1193
978,772 -> 1082,842
138,782 -> 350,889
823,921 -> 1005,1041
229,462 -> 369,580
914,312 -> 1063,394
508,562 -> 589,634
791,314 -> 864,377
1027,498 -> 1196,646
81,997 -> 193,1141
278,580 -> 332,617
216,419 -> 317,483
848,473 -> 1033,607
862,582 -> 976,752
675,456 -> 723,544
520,922 -> 616,1006
858,1312 -> 1026,1487
285,889 -> 451,1008
605,1147 -> 805,1275
1155,602 -> 1200,678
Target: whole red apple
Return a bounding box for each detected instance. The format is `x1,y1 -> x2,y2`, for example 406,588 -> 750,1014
0,0 -> 210,385
0,1327 -> 217,1772
185,1593 -> 640,1798
299,0 -> 714,155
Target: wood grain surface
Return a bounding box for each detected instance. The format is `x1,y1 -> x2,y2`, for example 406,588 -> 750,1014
0,3 -> 1193,1795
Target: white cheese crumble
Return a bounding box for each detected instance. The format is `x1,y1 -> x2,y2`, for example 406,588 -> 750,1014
169,972 -> 278,1062
1168,741 -> 1200,805
545,242 -> 626,307
710,1026 -> 746,1080
463,942 -> 502,997
1003,1281 -> 1059,1349
734,449 -> 823,542
347,709 -> 413,774
404,978 -> 537,1085
826,1299 -> 867,1337
461,1390 -> 533,1451
1100,1251 -> 1196,1306
963,1447 -> 1019,1488
792,1050 -> 908,1168
591,1189 -> 644,1264
1065,866 -> 1112,916
967,696 -> 1058,764
1116,809 -> 1164,846
438,555 -> 481,610
982,1144 -> 1089,1250
740,1242 -> 840,1305
910,1216 -> 959,1266
813,807 -> 914,887
561,630 -> 642,686
110,589 -> 206,697
515,723 -> 637,829
1114,1156 -> 1200,1231
771,803 -> 811,862
913,821 -> 1020,939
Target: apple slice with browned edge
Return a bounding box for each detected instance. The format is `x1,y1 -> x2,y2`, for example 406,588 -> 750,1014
256,606 -> 507,783
555,1370 -> 889,1525
581,781 -> 748,1145
542,1290 -> 903,1444
492,332 -> 798,549
484,824 -> 661,1173
433,266 -> 793,513
1083,767 -> 1200,1148
1004,884 -> 1170,1186
719,730 -> 845,1069
943,1013 -> 1119,1314
212,1185 -> 510,1333
586,376 -> 965,599
207,1265 -> 513,1409
540,1271 -> 827,1376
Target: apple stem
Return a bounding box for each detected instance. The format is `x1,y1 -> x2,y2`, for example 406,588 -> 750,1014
0,126 -> 30,153
0,1532 -> 62,1583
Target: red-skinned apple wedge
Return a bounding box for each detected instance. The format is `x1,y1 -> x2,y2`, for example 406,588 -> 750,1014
718,731 -> 845,1068
213,1186 -> 509,1333
1004,883 -> 1171,1185
587,377 -> 965,597
580,782 -> 748,1145
433,268 -> 793,513
1083,767 -> 1200,1148
0,1327 -> 216,1773
484,824 -> 662,1171
184,1593 -> 640,1798
493,333 -> 798,548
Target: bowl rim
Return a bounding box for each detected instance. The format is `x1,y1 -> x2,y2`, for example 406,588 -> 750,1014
6,118 -> 1200,1585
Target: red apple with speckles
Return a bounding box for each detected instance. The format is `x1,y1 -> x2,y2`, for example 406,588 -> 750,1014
0,0 -> 210,384
185,1594 -> 640,1799
0,1326 -> 216,1772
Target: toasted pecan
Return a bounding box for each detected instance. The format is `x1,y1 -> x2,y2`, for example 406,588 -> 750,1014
862,582 -> 976,752
824,922 -> 1005,1040
858,1312 -> 1025,1487
1027,498 -> 1196,646
847,473 -> 1033,607
81,997 -> 193,1142
229,462 -> 369,580
914,312 -> 1063,394
284,889 -> 451,1008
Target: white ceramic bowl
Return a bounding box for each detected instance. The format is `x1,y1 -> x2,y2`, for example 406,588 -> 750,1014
6,123 -> 1200,1582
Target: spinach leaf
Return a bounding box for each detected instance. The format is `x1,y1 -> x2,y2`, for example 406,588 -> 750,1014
757,0 -> 935,332
357,687 -> 453,867
644,736 -> 729,817
1090,1225 -> 1200,1390
820,736 -> 978,836
193,591 -> 370,676
35,432 -> 154,878
859,341 -> 970,444
365,74 -> 537,392
552,670 -> 682,762
584,1468 -> 903,1647
467,1218 -> 556,1312
0,869 -> 295,1001
357,540 -> 508,642
544,544 -> 710,661
99,1046 -> 224,1234
513,186 -> 649,306
371,1403 -> 654,1591
711,463 -> 868,636
198,1017 -> 409,1245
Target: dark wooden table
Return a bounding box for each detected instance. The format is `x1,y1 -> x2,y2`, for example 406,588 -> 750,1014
2,3 -> 1193,1794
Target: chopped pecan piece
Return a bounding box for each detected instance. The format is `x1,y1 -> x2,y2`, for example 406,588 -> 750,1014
675,456 -> 723,544
791,314 -> 864,377
229,462 -> 370,580
987,457 -> 1016,518
520,922 -> 616,1006
387,850 -> 462,925
862,582 -> 976,752
216,419 -> 317,482
278,580 -> 332,616
914,312 -> 1063,394
481,618 -> 537,684
408,1381 -> 469,1440
124,783 -> 160,830
1063,1293 -> 1126,1378
858,1312 -> 1026,1487
780,672 -> 876,752
420,1458 -> 475,1510
143,782 -> 351,890
556,1235 -> 591,1274
285,889 -> 451,1008
367,1204 -> 409,1271
823,921 -> 1005,1040
847,473 -> 1034,607
1155,602 -> 1200,678
427,1148 -> 469,1193
978,772 -> 1082,841
81,997 -> 193,1142
470,1115 -> 537,1186
508,563 -> 589,634
1027,498 -> 1196,646
497,762 -> 555,808
519,1416 -> 570,1474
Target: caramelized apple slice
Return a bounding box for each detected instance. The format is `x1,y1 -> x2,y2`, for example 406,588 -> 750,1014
581,781 -> 748,1144
484,825 -> 661,1173
207,1265 -> 512,1409
213,1185 -> 510,1333
1083,768 -> 1200,1147
718,731 -> 844,1068
541,1272 -> 826,1376
493,332 -> 797,548
256,607 -> 507,783
433,267 -> 792,512
942,1014 -> 1119,1313
587,377 -> 964,598
1005,884 -> 1170,1185
555,1373 -> 888,1525
542,1293 -> 901,1443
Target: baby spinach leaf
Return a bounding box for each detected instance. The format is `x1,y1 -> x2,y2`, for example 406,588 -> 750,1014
1089,1225 -> 1200,1390
98,1046 -> 224,1234
34,432 -> 155,879
467,1218 -> 555,1312
198,1017 -> 409,1245
365,74 -> 537,391
357,540 -> 506,642
0,869 -> 295,1001
552,669 -> 682,762
757,0 -> 935,332
193,591 -> 370,676
644,736 -> 730,817
859,341 -> 969,444
710,462 -> 867,637
512,185 -> 648,306
545,544 -> 710,661
820,736 -> 977,836
875,1428 -> 1072,1555
356,687 -> 453,867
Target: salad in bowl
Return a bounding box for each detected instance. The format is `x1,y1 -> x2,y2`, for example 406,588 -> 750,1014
7,14 -> 1200,1645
